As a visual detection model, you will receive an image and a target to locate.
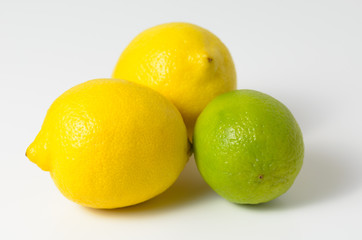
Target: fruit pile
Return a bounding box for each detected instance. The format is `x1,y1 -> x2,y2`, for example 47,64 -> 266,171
26,22 -> 304,209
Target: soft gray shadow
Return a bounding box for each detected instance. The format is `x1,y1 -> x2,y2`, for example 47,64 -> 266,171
242,143 -> 362,211
82,155 -> 212,217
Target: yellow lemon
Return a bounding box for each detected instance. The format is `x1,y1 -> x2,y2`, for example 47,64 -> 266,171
26,79 -> 189,209
112,22 -> 237,140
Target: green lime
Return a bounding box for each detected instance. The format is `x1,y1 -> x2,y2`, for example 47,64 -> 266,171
193,90 -> 304,204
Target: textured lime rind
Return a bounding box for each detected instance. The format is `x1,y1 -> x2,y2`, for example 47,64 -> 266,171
193,90 -> 304,204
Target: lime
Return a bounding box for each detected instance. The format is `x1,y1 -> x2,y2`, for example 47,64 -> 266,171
193,90 -> 304,204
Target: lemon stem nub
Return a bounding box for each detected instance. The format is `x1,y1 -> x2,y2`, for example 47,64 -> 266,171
26,141 -> 51,172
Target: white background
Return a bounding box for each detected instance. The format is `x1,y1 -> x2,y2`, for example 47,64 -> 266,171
1,0 -> 362,239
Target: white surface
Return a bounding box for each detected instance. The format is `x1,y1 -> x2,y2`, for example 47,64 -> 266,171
1,0 -> 362,239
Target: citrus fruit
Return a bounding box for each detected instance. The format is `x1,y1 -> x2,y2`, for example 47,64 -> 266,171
26,79 -> 189,209
112,22 -> 237,140
193,90 -> 304,204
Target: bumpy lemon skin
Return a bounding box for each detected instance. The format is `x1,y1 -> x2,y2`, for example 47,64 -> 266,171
193,90 -> 304,204
26,79 -> 189,209
112,22 -> 237,140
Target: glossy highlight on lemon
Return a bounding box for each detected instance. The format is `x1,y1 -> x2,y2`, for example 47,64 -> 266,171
112,22 -> 237,140
193,90 -> 304,204
26,79 -> 189,209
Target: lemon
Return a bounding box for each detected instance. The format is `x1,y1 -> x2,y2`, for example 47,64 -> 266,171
26,79 -> 189,209
112,22 -> 237,140
193,90 -> 304,204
